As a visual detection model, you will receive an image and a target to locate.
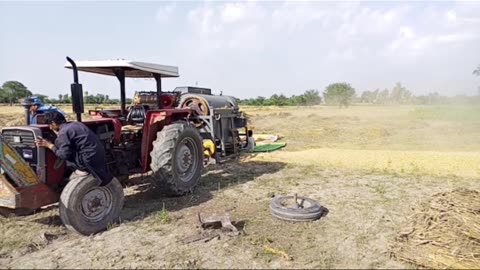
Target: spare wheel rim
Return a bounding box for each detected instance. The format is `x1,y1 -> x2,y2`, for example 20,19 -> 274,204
80,187 -> 113,223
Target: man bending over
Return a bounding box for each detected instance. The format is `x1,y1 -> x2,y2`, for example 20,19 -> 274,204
35,111 -> 113,186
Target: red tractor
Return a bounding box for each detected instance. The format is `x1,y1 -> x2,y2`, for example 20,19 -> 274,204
0,57 -> 253,235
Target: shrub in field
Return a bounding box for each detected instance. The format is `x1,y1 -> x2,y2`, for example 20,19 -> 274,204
323,83 -> 356,108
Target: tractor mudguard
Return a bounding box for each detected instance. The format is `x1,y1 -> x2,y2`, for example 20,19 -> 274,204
0,134 -> 58,210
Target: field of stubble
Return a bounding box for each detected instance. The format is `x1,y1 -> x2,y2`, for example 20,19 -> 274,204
1,104 -> 479,269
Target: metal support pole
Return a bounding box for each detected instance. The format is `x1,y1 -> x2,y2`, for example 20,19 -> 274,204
114,69 -> 127,116
153,73 -> 163,109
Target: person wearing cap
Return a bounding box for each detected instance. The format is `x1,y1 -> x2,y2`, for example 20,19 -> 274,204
34,111 -> 113,186
29,96 -> 66,125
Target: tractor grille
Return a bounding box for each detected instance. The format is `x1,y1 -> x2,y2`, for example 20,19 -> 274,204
2,129 -> 36,147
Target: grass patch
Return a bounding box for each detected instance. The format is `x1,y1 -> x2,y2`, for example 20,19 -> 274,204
370,183 -> 387,195
152,203 -> 171,224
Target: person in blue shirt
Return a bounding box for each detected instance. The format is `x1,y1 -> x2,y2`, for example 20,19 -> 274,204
28,96 -> 66,125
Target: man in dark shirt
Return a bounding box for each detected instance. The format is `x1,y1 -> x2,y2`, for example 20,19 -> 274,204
35,112 -> 113,186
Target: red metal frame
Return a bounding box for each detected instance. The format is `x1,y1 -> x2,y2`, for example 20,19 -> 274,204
45,151 -> 65,187
82,106 -> 193,172
141,108 -> 191,172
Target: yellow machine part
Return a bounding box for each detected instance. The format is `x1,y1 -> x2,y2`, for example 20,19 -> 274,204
1,140 -> 39,187
203,139 -> 216,157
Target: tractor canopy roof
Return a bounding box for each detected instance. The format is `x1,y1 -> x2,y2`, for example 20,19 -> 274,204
64,59 -> 179,78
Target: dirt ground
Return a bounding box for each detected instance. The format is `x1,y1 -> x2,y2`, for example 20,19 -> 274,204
1,104 -> 479,269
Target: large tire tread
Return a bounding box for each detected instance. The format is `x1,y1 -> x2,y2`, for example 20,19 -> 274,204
59,175 -> 124,235
150,121 -> 203,196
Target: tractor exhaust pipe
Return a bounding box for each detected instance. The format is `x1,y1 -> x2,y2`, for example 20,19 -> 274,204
66,57 -> 84,122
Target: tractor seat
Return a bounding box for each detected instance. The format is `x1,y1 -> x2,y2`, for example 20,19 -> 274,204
126,105 -> 149,125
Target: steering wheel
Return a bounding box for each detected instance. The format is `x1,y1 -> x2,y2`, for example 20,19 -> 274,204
54,158 -> 65,170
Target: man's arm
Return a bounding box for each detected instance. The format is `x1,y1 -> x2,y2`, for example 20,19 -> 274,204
36,132 -> 72,160
51,132 -> 73,160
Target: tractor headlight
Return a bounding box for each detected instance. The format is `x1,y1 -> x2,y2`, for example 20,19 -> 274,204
22,149 -> 33,159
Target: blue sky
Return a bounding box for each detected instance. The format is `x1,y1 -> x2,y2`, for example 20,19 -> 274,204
0,0 -> 479,99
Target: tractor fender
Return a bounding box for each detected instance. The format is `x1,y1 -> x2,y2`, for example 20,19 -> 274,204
140,108 -> 191,172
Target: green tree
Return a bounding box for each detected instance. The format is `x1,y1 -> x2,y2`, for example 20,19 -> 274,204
361,89 -> 380,104
360,91 -> 372,103
303,89 -> 322,105
63,94 -> 71,103
255,96 -> 265,106
262,98 -> 274,106
323,83 -> 356,108
269,94 -> 279,105
1,81 -> 32,106
376,89 -> 389,104
276,94 -> 289,106
0,87 -> 7,103
95,93 -> 106,104
85,95 -> 96,104
389,82 -> 412,104
290,95 -> 306,106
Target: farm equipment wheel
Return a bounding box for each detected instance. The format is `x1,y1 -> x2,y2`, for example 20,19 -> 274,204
59,175 -> 124,235
150,121 -> 203,196
270,195 -> 323,222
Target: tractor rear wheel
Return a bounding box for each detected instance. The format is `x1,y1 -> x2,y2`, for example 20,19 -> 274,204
150,121 -> 203,196
59,174 -> 124,235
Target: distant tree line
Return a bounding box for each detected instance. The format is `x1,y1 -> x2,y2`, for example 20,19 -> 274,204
239,89 -> 322,106
240,80 -> 480,107
0,81 -> 132,105
35,91 -> 126,105
2,63 -> 479,107
358,81 -> 480,105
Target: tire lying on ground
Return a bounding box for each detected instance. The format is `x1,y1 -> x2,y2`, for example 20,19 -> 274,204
270,196 -> 323,222
150,121 -> 204,196
59,175 -> 124,235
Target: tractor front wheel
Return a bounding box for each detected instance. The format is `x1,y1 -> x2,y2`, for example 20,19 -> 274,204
150,121 -> 203,196
59,174 -> 124,235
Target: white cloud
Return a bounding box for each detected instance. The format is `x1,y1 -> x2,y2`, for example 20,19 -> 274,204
155,3 -> 176,22
446,10 -> 457,23
411,36 -> 433,51
188,6 -> 216,34
436,32 -> 479,44
186,1 -> 267,52
399,26 -> 415,39
176,1 -> 480,96
271,1 -> 327,32
221,3 -> 247,23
